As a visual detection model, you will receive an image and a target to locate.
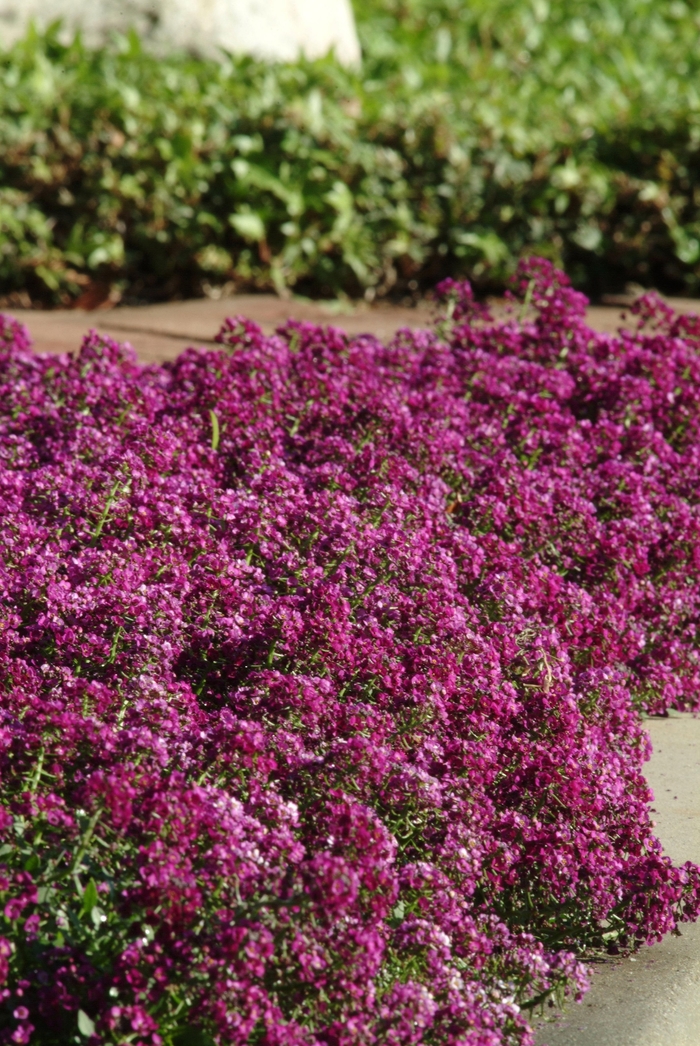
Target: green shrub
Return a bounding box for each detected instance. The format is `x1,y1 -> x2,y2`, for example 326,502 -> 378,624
2,3 -> 700,304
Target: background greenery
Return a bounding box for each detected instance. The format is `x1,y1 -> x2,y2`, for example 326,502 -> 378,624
3,0 -> 700,305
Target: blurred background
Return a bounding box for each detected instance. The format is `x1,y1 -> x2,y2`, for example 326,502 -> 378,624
1,0 -> 699,309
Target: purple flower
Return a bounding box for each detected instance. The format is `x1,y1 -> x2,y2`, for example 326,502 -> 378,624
0,260 -> 698,1044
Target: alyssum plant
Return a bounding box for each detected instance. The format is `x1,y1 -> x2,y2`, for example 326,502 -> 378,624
0,259 -> 699,1045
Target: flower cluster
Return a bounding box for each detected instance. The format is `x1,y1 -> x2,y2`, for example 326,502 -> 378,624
0,259 -> 698,1046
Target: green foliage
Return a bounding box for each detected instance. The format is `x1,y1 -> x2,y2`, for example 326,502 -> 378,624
2,4 -> 700,303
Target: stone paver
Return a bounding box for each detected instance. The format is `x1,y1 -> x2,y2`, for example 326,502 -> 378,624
536,714 -> 700,1046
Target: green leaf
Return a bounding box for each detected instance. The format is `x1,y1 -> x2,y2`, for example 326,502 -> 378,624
77,1010 -> 95,1037
35,265 -> 60,291
229,211 -> 265,243
389,899 -> 405,928
209,410 -> 220,452
453,231 -> 509,267
172,1027 -> 216,1046
23,853 -> 40,873
82,878 -> 99,916
91,905 -> 107,928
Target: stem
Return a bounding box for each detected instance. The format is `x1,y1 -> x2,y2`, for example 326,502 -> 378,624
29,746 -> 45,794
71,808 -> 102,890
92,479 -> 123,543
519,278 -> 536,324
108,626 -> 123,664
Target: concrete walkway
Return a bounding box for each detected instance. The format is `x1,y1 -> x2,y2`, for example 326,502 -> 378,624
6,296 -> 436,362
536,714 -> 700,1046
8,293 -> 700,362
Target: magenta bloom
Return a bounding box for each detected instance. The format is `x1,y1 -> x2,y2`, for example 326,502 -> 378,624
0,261 -> 697,1044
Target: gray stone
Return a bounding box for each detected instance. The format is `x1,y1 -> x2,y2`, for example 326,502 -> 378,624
0,0 -> 361,66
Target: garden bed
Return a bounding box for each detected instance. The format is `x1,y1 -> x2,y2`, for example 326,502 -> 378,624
1,260 -> 699,1045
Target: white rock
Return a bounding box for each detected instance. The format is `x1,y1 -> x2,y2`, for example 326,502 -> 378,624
0,0 -> 361,66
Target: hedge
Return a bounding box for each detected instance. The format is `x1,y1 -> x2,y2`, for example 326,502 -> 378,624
3,2 -> 700,304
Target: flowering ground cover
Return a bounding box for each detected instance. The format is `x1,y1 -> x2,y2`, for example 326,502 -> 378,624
1,259 -> 700,1045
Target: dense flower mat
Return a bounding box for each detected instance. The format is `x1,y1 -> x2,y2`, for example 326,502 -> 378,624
1,260 -> 700,1045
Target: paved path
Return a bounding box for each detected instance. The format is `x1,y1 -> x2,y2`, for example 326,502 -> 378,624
6,297 -> 435,362
8,294 -> 700,362
536,714 -> 700,1046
